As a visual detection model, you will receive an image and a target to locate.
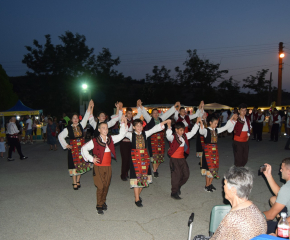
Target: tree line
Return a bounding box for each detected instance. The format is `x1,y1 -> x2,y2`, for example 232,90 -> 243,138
1,31 -> 287,115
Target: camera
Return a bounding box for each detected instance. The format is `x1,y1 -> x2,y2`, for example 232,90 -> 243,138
259,165 -> 266,173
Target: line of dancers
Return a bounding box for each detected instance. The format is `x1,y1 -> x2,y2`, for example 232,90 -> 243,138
58,100 -> 254,215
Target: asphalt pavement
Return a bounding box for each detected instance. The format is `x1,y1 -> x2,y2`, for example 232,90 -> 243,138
1,133 -> 289,240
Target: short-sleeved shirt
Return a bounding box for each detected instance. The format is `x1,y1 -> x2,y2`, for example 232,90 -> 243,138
26,119 -> 33,130
221,111 -> 228,123
276,180 -> 290,215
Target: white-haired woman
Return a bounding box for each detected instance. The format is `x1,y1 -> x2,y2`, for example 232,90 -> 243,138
211,166 -> 267,240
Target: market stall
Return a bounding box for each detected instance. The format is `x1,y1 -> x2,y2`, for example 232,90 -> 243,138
0,100 -> 43,139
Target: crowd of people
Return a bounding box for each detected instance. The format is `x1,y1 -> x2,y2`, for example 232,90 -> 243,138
2,100 -> 290,239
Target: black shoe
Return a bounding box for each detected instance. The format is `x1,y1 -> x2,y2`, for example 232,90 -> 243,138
153,172 -> 159,178
135,200 -> 143,207
171,193 -> 182,200
178,187 -> 181,195
72,184 -> 78,190
139,197 -> 142,203
209,184 -> 216,191
77,181 -> 81,188
7,158 -> 15,161
204,186 -> 213,193
121,175 -> 128,181
20,156 -> 28,160
96,207 -> 104,215
102,203 -> 107,211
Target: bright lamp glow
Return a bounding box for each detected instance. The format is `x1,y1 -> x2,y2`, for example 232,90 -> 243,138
16,116 -> 20,120
82,84 -> 88,90
280,53 -> 285,58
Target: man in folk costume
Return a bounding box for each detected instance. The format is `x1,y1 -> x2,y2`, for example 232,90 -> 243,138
124,103 -> 170,207
118,101 -> 142,181
270,108 -> 281,142
199,114 -> 237,192
166,117 -> 202,200
89,102 -> 122,138
174,101 -> 205,133
251,106 -> 258,140
256,109 -> 265,142
232,103 -> 252,167
140,100 -> 180,178
81,115 -> 128,215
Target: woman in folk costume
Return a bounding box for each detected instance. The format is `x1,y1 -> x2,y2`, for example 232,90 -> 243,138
174,101 -> 205,133
125,103 -> 171,207
58,100 -> 94,190
199,113 -> 238,192
89,102 -> 122,138
81,115 -> 128,215
118,101 -> 142,181
140,100 -> 179,178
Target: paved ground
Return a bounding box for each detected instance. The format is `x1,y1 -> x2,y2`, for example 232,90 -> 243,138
1,133 -> 289,240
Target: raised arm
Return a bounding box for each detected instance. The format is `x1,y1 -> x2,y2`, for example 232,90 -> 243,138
166,120 -> 174,142
217,119 -> 236,134
174,102 -> 181,121
58,128 -> 69,149
81,140 -> 94,163
108,111 -> 121,128
186,118 -> 201,140
133,107 -> 142,120
80,100 -> 93,129
141,107 -> 152,123
160,103 -> 179,121
112,116 -> 128,144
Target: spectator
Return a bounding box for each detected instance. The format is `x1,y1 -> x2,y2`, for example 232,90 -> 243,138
263,158 -> 290,234
42,118 -> 48,142
219,109 -> 228,137
279,107 -> 286,137
286,107 -> 290,137
25,115 -> 33,144
62,113 -> 70,127
211,166 -> 267,240
53,117 -> 60,137
32,119 -> 38,140
47,117 -> 57,151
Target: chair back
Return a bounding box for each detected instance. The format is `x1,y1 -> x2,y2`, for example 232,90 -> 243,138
209,205 -> 231,236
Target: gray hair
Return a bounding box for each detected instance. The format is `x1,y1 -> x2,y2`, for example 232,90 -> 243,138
224,166 -> 254,199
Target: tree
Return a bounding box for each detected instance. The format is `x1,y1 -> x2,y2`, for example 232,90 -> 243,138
145,65 -> 173,84
22,32 -> 95,77
175,49 -> 228,89
216,77 -> 241,106
0,65 -> 18,111
242,69 -> 270,94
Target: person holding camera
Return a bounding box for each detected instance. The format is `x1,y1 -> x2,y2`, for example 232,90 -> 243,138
263,158 -> 290,234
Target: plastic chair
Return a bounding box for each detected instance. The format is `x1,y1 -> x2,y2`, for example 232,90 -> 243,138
209,204 -> 231,236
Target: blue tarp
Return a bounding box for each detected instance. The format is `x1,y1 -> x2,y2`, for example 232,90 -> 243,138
5,100 -> 37,112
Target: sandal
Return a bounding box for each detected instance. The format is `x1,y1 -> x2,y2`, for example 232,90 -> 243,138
72,184 -> 78,190
77,181 -> 81,188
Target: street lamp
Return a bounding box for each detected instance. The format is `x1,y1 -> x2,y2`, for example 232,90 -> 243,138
280,53 -> 285,58
79,83 -> 91,115
277,42 -> 285,106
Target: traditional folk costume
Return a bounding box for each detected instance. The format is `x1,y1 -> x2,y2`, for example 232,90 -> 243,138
232,116 -> 252,167
58,110 -> 91,176
196,127 -> 205,166
251,111 -> 258,140
256,114 -> 265,142
125,123 -> 164,188
119,107 -> 142,180
81,123 -> 127,212
141,105 -> 176,166
270,113 -> 281,142
166,123 -> 200,197
174,109 -> 203,133
199,120 -> 235,179
7,122 -> 26,160
89,111 -> 122,138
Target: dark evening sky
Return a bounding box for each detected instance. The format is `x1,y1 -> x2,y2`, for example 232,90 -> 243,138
1,0 -> 290,91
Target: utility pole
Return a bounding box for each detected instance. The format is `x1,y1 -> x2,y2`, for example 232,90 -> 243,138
268,72 -> 272,105
277,42 -> 284,106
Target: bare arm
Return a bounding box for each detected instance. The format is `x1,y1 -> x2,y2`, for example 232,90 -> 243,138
263,164 -> 281,196
263,202 -> 286,221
